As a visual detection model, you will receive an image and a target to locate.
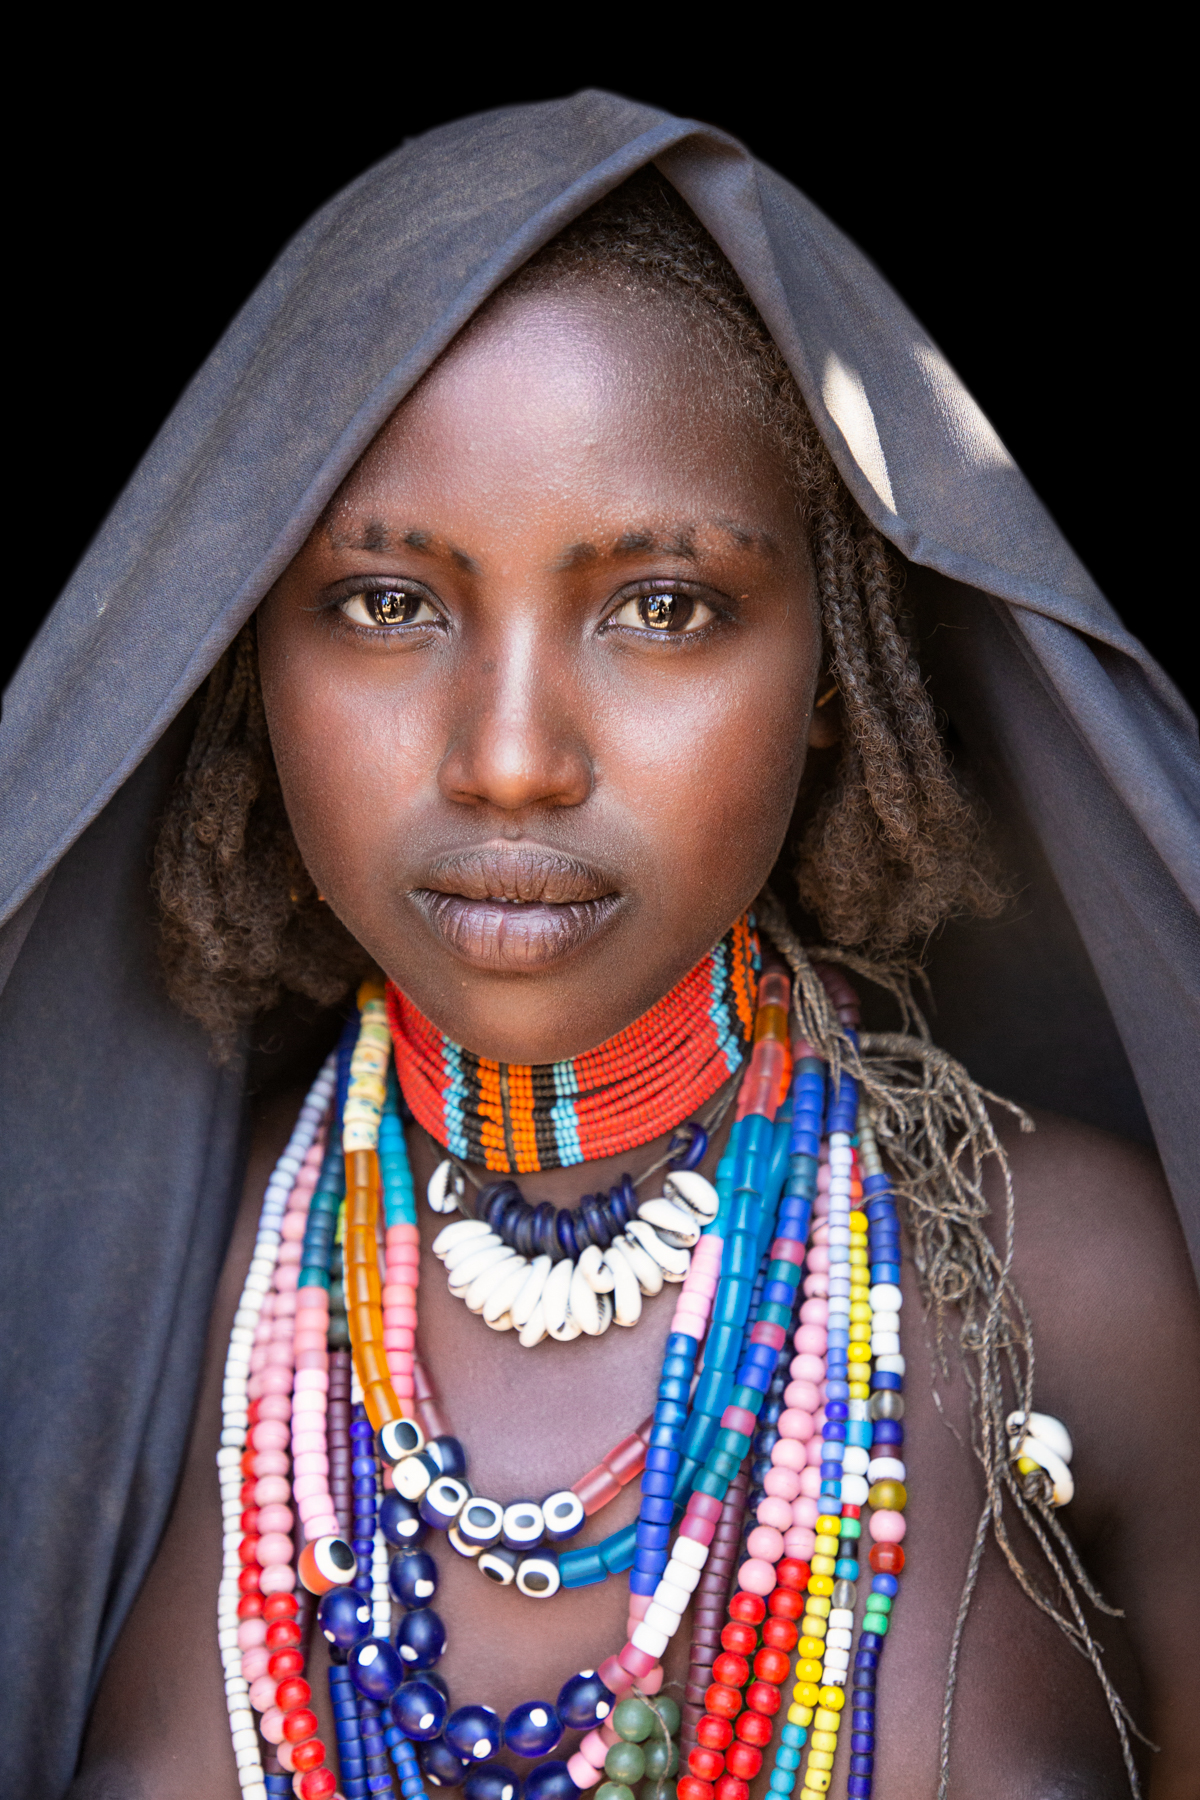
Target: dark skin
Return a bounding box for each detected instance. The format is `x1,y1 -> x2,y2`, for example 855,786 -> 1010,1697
77,287 -> 1200,1798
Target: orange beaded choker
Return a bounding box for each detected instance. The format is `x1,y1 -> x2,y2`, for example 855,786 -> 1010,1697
386,913 -> 759,1174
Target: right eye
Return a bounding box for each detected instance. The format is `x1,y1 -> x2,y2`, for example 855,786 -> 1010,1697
339,587 -> 439,628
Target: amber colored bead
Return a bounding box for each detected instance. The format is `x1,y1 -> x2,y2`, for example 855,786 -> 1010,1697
275,1677 -> 312,1713
364,1379 -> 402,1431
704,1684 -> 742,1720
345,1262 -> 377,1306
775,1558 -> 808,1590
745,1681 -> 781,1716
677,1777 -> 715,1800
868,1480 -> 908,1512
688,1748 -> 725,1782
264,1593 -> 299,1621
767,1588 -> 803,1621
697,1717 -> 734,1751
237,1595 -> 264,1620
869,1542 -> 906,1574
356,1340 -> 390,1389
714,1775 -> 749,1800
712,1653 -> 749,1690
720,1622 -> 758,1657
753,1647 -> 791,1686
292,1738 -> 327,1772
762,1618 -> 798,1652
268,1648 -> 305,1681
734,1710 -> 772,1748
728,1593 -> 767,1625
237,1566 -> 261,1594
725,1742 -> 763,1781
284,1707 -> 320,1744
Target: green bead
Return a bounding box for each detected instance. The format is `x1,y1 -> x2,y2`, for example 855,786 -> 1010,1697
651,1697 -> 681,1736
867,1592 -> 893,1612
612,1698 -> 656,1743
604,1743 -> 646,1784
838,1517 -> 862,1538
595,1785 -> 635,1800
642,1740 -> 679,1779
863,1608 -> 890,1635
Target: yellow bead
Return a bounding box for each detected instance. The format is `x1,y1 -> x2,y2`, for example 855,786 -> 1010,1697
850,1301 -> 872,1322
868,1479 -> 908,1511
808,1575 -> 834,1596
811,1555 -> 835,1576
796,1659 -> 824,1682
849,1323 -> 871,1342
847,1344 -> 871,1362
806,1595 -> 831,1617
849,1384 -> 870,1399
801,1787 -> 828,1800
810,1731 -> 838,1752
801,1615 -> 827,1639
815,1515 -> 841,1535
814,1708 -> 841,1731
849,1210 -> 867,1230
819,1687 -> 845,1710
808,1751 -> 835,1772
793,1683 -> 821,1707
798,1637 -> 826,1661
1017,1455 -> 1039,1473
788,1703 -> 815,1727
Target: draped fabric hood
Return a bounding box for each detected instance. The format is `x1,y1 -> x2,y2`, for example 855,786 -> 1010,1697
1,91 -> 1196,1794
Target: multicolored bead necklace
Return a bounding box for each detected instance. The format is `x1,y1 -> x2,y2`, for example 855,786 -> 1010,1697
217,946 -> 1076,1800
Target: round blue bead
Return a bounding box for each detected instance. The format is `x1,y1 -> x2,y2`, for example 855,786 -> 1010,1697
504,1700 -> 564,1757
381,1491 -> 427,1550
420,1737 -> 468,1788
523,1761 -> 581,1800
445,1705 -> 503,1762
396,1606 -> 446,1670
872,1572 -> 899,1597
391,1550 -> 440,1609
556,1670 -> 615,1730
825,1402 -> 849,1421
349,1637 -> 406,1702
465,1763 -> 522,1800
850,1740 -> 874,1760
872,1420 -> 904,1446
428,1435 -> 469,1478
318,1584 -> 373,1652
392,1679 -> 449,1741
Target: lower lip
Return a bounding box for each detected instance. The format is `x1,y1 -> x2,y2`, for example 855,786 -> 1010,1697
411,892 -> 623,971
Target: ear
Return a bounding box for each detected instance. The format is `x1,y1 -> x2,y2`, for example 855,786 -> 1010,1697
808,682 -> 841,750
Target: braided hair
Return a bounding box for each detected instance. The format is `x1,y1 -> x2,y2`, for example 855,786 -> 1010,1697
154,170 -> 1001,1051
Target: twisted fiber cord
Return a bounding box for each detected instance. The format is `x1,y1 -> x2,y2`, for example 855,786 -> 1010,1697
754,890 -> 1144,1795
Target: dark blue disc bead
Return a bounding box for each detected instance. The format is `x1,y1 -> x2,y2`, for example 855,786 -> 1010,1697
349,1637 -> 406,1701
396,1605 -> 446,1669
381,1491 -> 427,1550
504,1700 -> 564,1757
391,1677 -> 448,1740
524,1761 -> 581,1800
427,1436 -> 468,1478
420,1738 -> 468,1788
669,1122 -> 708,1169
318,1584 -> 373,1652
465,1762 -> 522,1800
513,1208 -> 539,1258
582,1196 -> 613,1249
556,1670 -> 614,1730
446,1704 -> 503,1762
531,1203 -> 559,1261
850,1735 -> 874,1755
391,1549 -> 439,1609
556,1210 -> 579,1258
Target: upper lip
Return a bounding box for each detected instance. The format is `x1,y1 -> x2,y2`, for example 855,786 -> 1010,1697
414,842 -> 617,907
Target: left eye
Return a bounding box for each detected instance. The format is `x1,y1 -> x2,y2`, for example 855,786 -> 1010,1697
339,588 -> 439,628
608,591 -> 714,633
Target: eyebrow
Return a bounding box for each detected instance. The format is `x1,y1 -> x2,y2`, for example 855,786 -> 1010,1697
554,520 -> 777,570
330,519 -> 480,574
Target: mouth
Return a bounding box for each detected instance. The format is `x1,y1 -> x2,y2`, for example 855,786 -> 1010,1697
409,842 -> 624,971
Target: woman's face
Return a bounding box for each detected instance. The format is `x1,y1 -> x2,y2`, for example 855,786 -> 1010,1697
258,284 -> 826,1064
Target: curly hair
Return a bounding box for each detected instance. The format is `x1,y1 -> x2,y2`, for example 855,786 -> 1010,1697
154,169 -> 1001,1050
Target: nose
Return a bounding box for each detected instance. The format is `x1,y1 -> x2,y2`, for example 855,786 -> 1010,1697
438,630 -> 593,815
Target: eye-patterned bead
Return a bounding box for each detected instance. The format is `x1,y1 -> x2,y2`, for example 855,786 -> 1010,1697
448,1525 -> 483,1558
393,1451 -> 440,1502
478,1546 -> 519,1586
348,1635 -> 405,1701
504,1700 -> 565,1757
464,1761 -> 519,1800
540,1490 -> 585,1542
397,1605 -> 447,1668
298,1534 -> 357,1595
380,1490 -> 427,1549
445,1704 -> 504,1763
516,1553 -> 562,1599
502,1501 -> 545,1551
317,1584 -> 372,1651
392,1675 -> 449,1740
421,1475 -> 471,1529
378,1416 -> 426,1464
390,1548 -> 439,1608
426,1435 -> 469,1479
421,1735 -> 469,1788
557,1670 -> 616,1730
457,1497 -> 505,1549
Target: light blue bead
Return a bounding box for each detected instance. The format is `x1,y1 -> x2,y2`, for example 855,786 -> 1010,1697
776,1744 -> 802,1769
769,1770 -> 796,1794
780,1724 -> 807,1749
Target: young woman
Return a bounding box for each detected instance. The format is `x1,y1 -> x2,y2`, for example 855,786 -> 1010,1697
2,96 -> 1196,1800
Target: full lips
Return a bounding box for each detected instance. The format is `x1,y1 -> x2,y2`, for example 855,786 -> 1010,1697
411,891 -> 624,969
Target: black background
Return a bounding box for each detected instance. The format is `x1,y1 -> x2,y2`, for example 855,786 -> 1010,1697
12,41 -> 1189,705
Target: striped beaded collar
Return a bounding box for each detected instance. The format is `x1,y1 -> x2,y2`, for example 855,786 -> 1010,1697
387,913 -> 760,1174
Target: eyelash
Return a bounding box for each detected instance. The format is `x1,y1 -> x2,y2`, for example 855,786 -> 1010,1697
320,580 -> 735,642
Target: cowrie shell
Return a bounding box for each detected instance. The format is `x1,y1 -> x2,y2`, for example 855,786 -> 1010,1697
433,1218 -> 493,1258
664,1169 -> 719,1219
637,1197 -> 701,1248
511,1256 -> 552,1328
427,1159 -> 465,1214
476,1257 -> 531,1321
603,1239 -> 643,1327
1006,1410 -> 1073,1464
616,1232 -> 664,1296
448,1244 -> 513,1292
540,1258 -> 575,1332
441,1230 -> 502,1273
1012,1436 -> 1074,1506
578,1243 -> 615,1292
626,1219 -> 691,1277
518,1300 -> 548,1347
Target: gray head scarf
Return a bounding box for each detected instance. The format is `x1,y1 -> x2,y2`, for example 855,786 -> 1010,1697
1,90 -> 1196,1796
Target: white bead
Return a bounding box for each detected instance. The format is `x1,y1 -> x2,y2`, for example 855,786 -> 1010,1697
218,1627 -> 240,1650
871,1310 -> 900,1334
839,1474 -> 869,1505
1006,1410 -> 1073,1465
874,1354 -> 906,1375
616,1232 -> 664,1296
822,1647 -> 850,1671
511,1255 -> 552,1327
866,1458 -> 905,1484
661,1557 -> 701,1593
636,1197 -> 700,1249
871,1332 -> 901,1355
870,1284 -> 902,1311
655,1580 -> 692,1615
841,1447 -> 869,1475
229,1708 -> 255,1732
643,1600 -> 682,1634
663,1169 -> 719,1220
826,1628 -> 853,1651
672,1536 -> 709,1571
602,1239 -> 643,1326
631,1621 -> 670,1657
828,1608 -> 854,1629
625,1219 -> 690,1277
